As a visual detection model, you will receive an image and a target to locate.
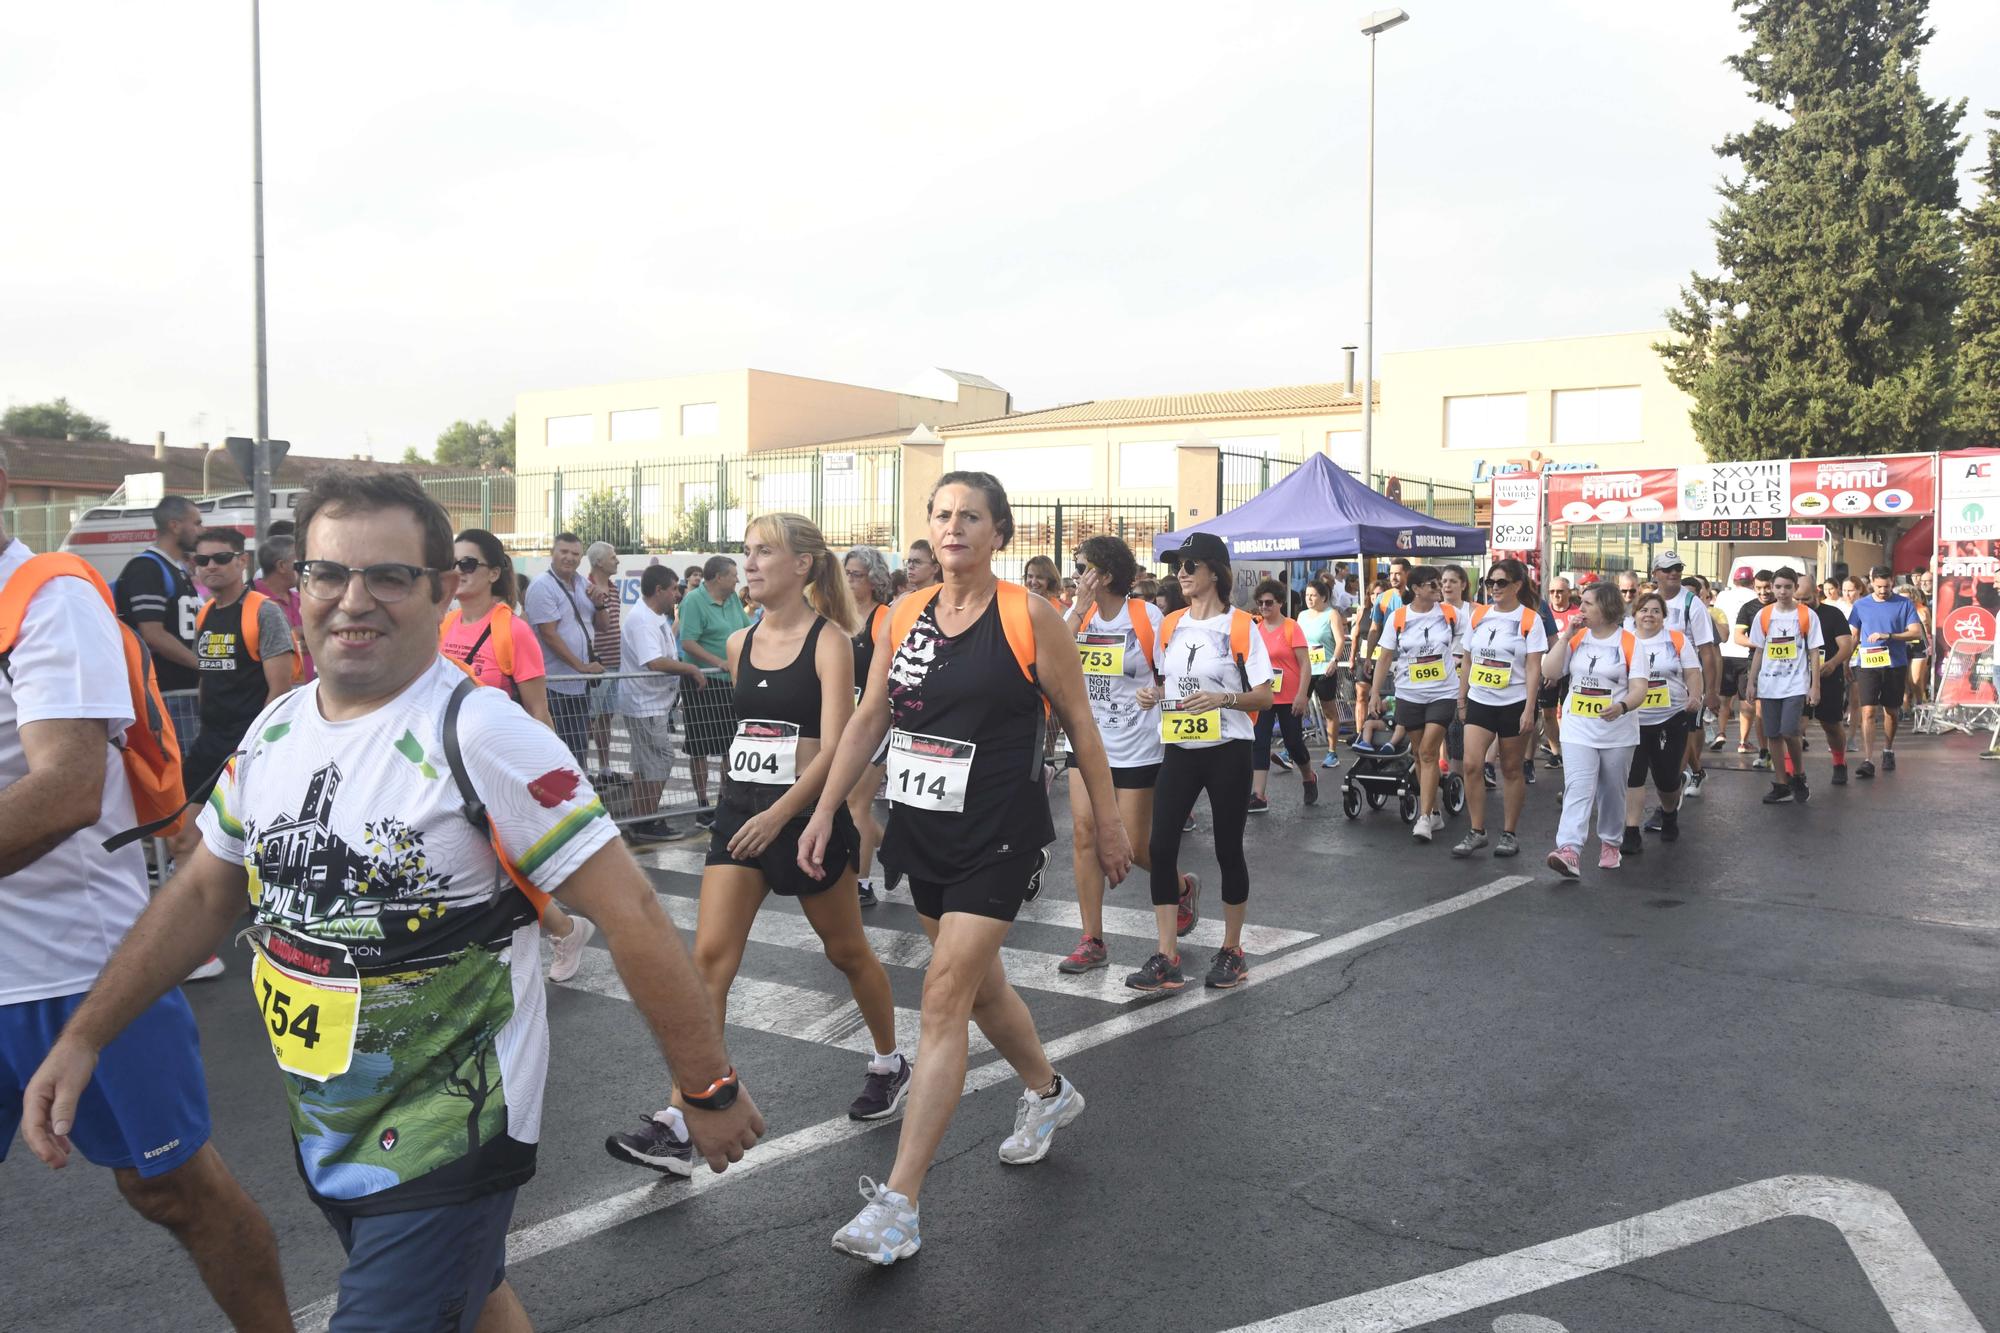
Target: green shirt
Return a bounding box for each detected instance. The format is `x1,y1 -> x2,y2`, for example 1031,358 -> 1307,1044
678,584 -> 748,670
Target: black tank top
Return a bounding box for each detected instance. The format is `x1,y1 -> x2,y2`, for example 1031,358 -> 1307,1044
852,603 -> 888,686
879,595 -> 1054,883
733,616 -> 828,737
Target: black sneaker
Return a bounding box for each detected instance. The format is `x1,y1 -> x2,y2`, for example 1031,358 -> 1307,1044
1023,849 -> 1048,903
1856,760 -> 1876,779
1620,827 -> 1643,855
1660,809 -> 1681,842
1642,808 -> 1665,833
1523,761 -> 1537,786
856,878 -> 878,908
606,1115 -> 695,1177
1482,763 -> 1498,790
849,1055 -> 913,1121
1791,776 -> 1811,804
1831,764 -> 1847,786
693,811 -> 717,830
1182,816 -> 1197,833
1707,734 -> 1726,752
1125,953 -> 1186,993
1247,794 -> 1270,815
1882,749 -> 1897,772
1205,946 -> 1250,990
1303,776 -> 1319,807
1761,783 -> 1793,805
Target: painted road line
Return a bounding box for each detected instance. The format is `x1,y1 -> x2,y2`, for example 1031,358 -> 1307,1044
564,949 -> 991,1058
286,873 -> 1531,1328
1218,1174 -> 1984,1333
635,844 -> 1318,956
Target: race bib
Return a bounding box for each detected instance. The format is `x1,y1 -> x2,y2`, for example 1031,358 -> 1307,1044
1860,646 -> 1892,670
1643,681 -> 1671,710
1076,633 -> 1125,677
1766,638 -> 1799,661
245,930 -> 359,1083
1469,659 -> 1512,690
1309,645 -> 1330,673
887,730 -> 975,812
728,719 -> 799,786
1408,655 -> 1446,685
1569,676 -> 1614,719
1271,669 -> 1285,695
1160,701 -> 1222,745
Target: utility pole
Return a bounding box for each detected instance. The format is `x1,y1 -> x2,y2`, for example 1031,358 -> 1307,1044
1357,8 -> 1410,493
251,0 -> 272,541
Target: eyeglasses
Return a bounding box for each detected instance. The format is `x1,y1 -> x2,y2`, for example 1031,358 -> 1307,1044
1256,598 -> 1279,607
298,560 -> 438,603
191,552 -> 239,567
1620,587 -> 1638,598
451,557 -> 492,575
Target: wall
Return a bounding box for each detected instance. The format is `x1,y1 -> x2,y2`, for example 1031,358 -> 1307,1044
746,372 -> 1005,452
515,370 -> 752,475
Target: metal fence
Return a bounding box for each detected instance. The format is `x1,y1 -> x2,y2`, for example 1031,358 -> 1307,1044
995,501 -> 1178,581
3,498 -> 106,551
1219,450 -> 1304,514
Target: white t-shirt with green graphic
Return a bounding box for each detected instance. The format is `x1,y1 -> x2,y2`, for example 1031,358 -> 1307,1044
198,657 -> 616,1214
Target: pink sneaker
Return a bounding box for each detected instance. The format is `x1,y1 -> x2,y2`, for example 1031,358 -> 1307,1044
1598,844 -> 1623,870
1546,846 -> 1580,879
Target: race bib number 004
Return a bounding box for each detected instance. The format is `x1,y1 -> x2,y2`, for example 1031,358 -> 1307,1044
1765,638 -> 1799,661
1469,659 -> 1512,690
1076,633 -> 1125,677
728,720 -> 800,786
1408,655 -> 1447,685
887,729 -> 975,812
245,931 -> 360,1083
1160,701 -> 1221,745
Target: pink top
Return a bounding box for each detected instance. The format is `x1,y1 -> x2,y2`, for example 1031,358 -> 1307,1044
252,578 -> 314,682
441,605 -> 547,692
1257,617 -> 1307,705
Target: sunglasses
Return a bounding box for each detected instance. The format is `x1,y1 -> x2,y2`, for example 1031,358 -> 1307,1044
452,557 -> 492,575
1176,561 -> 1202,575
298,560 -> 440,604
1256,598 -> 1279,607
191,552 -> 239,567
1483,576 -> 1512,588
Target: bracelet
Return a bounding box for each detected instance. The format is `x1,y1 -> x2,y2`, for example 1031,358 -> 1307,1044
1226,692 -> 1237,708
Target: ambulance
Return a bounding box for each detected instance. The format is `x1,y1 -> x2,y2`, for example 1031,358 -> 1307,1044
58,489 -> 304,582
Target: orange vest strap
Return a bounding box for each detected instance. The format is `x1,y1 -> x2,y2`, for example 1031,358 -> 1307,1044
888,584 -> 1036,687
196,588 -> 268,660
1126,598 -> 1155,670
0,553 -> 113,652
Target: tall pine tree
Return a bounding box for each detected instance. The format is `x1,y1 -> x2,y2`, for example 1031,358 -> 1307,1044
1955,111 -> 2000,446
1661,0 -> 1966,460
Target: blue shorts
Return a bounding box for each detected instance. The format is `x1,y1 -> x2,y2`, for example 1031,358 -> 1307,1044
323,1188 -> 517,1332
1,989 -> 211,1178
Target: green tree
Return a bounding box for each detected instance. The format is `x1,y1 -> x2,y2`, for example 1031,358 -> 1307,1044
399,445 -> 427,465
434,414 -> 515,470
2,397 -> 112,441
1955,111 -> 2000,446
664,491 -> 737,551
1660,0 -> 1966,460
569,487 -> 634,551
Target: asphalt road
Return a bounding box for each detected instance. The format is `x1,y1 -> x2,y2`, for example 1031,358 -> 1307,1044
4,733 -> 1997,1333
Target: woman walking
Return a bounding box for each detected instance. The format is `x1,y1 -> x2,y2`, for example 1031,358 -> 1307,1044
607,513 -> 908,1176
1540,582 -> 1650,878
800,473 -> 1131,1266
1298,578 -> 1347,770
1451,558 -> 1544,859
1621,591 -> 1704,850
844,546 -> 895,906
1248,579 -> 1317,813
1366,566 -> 1462,843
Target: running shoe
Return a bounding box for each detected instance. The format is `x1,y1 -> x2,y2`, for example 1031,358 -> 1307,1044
1683,769 -> 1705,798
1543,750 -> 1563,769
1620,827 -> 1643,855
1303,776 -> 1319,807
548,915 -> 597,983
1411,812 -> 1435,843
1762,782 -> 1794,804
1523,761 -> 1537,786
1205,945 -> 1250,989
1176,873 -> 1200,938
1247,794 -> 1270,815
1321,752 -> 1342,770
1182,815 -> 1197,833
831,1176 -> 921,1265
186,955 -> 225,981
998,1075 -> 1086,1165
1482,763 -> 1498,790
1547,845 -> 1581,879
857,878 -> 878,908
1058,935 -> 1108,974
1737,743 -> 1756,755
1451,829 -> 1488,858
1660,809 -> 1681,842
1598,844 -> 1622,870
1708,734 -> 1726,752
1831,764 -> 1847,786
1126,952 -> 1185,992
1023,849 -> 1048,903
1882,749 -> 1897,772
1751,752 -> 1773,771
1271,751 -> 1294,773
1642,809 -> 1664,833
605,1113 -> 695,1177
849,1054 -> 913,1121
693,811 -> 717,830
1856,760 -> 1876,779
1494,831 -> 1520,858
1791,776 -> 1811,804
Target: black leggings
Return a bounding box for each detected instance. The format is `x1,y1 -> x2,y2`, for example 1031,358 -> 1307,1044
1150,739 -> 1253,908
1252,707 -> 1311,772
1626,712 -> 1693,793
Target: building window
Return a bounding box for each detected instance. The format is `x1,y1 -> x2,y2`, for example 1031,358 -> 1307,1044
1443,394 -> 1527,450
1551,386 -> 1641,445
610,407 -> 661,443
1118,441 -> 1178,487
1325,429 -> 1362,476
546,414 -> 592,449
680,402 -> 720,437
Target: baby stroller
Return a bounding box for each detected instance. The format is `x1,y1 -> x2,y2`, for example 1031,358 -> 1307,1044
1339,699 -> 1466,824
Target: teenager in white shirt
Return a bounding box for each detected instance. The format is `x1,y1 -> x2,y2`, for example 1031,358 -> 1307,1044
1367,566 -> 1463,844
1540,583 -> 1650,879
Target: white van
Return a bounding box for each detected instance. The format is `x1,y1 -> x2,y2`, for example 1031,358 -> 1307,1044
59,490 -> 305,583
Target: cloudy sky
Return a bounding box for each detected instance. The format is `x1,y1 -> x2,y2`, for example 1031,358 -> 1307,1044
4,0 -> 1997,460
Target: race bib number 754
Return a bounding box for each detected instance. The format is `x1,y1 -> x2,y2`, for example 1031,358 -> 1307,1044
244,930 -> 360,1083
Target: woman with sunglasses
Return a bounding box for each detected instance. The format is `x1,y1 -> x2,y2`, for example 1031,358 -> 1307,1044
438,528 -> 596,981
1367,565 -> 1462,843
1540,582 -> 1650,878
799,472 -> 1130,1267
1132,533 -> 1274,993
1451,559 -> 1545,858
1248,578 -> 1318,813
1298,578 -> 1347,770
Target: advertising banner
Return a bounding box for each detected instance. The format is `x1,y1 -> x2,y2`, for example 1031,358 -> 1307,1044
1786,454 -> 1933,519
1546,468 -> 1676,525
1489,474 -> 1542,554
1676,461 -> 1790,521
1938,450 -> 2000,541
1546,454 -> 1940,526
1934,449 -> 2000,707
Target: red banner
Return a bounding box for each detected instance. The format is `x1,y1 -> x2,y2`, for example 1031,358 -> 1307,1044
1546,469 -> 1677,525
1786,454 -> 1933,519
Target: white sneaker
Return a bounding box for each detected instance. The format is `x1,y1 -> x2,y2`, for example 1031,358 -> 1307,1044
186,955 -> 225,981
548,915 -> 597,983
1411,813 -> 1435,843
998,1075 -> 1086,1165
832,1176 -> 922,1265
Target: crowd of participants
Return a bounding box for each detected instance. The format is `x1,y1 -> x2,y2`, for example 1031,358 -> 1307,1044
0,436 -> 1955,1329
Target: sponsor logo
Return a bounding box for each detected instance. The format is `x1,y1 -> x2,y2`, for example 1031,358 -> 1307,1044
142,1138 -> 183,1161
1813,461 -> 1889,490
1395,530 -> 1413,551
528,768 -> 582,808
1939,556 -> 2000,578
1231,537 -> 1302,554
1581,474 -> 1646,502
1793,491 -> 1828,515
1946,607 -> 1997,652
379,1127 -> 398,1152
1964,502 -> 1986,527
1832,490 -> 1872,514
1879,489 -> 1912,511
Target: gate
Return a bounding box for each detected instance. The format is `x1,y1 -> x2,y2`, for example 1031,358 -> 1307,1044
999,502 -> 1177,582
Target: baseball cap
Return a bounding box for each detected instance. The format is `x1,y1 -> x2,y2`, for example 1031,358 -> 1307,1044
1164,531 -> 1229,568
1651,549 -> 1684,572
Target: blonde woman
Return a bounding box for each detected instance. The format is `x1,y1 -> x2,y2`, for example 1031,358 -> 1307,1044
607,514 -> 906,1175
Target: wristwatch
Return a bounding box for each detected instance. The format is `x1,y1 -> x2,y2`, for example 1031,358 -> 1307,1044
681,1067 -> 740,1111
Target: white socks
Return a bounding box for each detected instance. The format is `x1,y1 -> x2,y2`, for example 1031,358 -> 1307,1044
651,1105 -> 688,1136
868,1049 -> 906,1075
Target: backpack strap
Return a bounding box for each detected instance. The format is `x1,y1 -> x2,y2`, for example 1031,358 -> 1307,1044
1157,608 -> 1185,679
1670,630 -> 1686,656
1126,597 -> 1155,671
1469,603 -> 1490,632
1519,606 -> 1537,637
1229,608 -> 1253,691
1619,630 -> 1636,669
992,581 -> 1038,687
442,676 -> 551,918
888,585 -> 944,658
1392,606 -> 1408,633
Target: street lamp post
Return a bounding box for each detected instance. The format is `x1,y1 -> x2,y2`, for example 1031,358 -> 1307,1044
1357,7 -> 1409,494
250,0 -> 272,541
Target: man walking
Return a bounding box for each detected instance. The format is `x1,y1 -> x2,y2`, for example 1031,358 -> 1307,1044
1744,567 -> 1824,804
1846,565 -> 1923,777
619,566 -> 706,840
1803,579 -> 1857,784
1,445 -> 294,1331
525,532 -> 604,765
114,495 -> 204,747
185,528 -> 297,812
1712,566 -> 1759,760
253,532 -> 313,682
22,473 -> 764,1332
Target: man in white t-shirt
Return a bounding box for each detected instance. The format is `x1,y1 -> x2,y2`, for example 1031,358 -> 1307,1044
620,565 -> 707,840
1,439 -> 292,1329
20,472 -> 766,1331
1744,566 -> 1825,805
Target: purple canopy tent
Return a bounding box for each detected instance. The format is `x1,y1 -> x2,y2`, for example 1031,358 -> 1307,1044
1152,453 -> 1487,562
